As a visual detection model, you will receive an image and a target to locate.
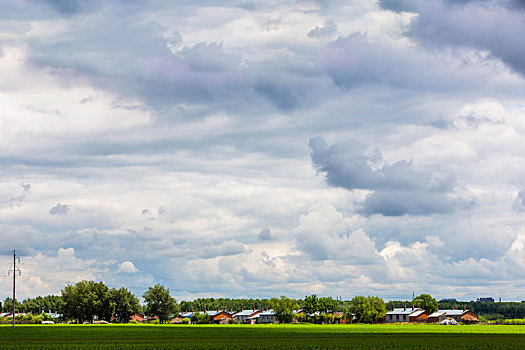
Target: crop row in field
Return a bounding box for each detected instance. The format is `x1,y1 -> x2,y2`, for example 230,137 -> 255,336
1,324 -> 525,349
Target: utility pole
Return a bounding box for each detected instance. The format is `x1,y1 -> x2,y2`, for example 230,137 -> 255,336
8,250 -> 21,328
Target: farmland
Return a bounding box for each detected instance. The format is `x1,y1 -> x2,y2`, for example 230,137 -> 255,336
1,324 -> 525,349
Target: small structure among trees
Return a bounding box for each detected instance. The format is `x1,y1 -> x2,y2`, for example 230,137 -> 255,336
428,307 -> 479,323
385,305 -> 426,323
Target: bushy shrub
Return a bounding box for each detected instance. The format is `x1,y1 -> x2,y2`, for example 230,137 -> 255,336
499,319 -> 525,325
191,312 -> 209,324
0,315 -> 46,324
181,318 -> 190,324
323,313 -> 335,324
295,313 -> 307,323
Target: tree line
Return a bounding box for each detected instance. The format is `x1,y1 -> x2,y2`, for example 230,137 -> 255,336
3,280 -> 525,322
1,295 -> 62,315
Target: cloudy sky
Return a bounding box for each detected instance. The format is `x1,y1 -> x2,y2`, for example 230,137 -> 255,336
2,0 -> 525,302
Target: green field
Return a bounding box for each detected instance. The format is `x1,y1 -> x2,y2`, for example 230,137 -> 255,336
1,324 -> 525,349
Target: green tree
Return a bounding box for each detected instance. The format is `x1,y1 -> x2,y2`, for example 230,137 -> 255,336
2,298 -> 21,313
303,294 -> 319,314
110,287 -> 140,323
269,296 -> 299,323
318,297 -> 338,314
350,296 -> 386,323
362,296 -> 386,323
413,294 -> 438,314
191,312 -> 209,324
23,295 -> 63,314
143,284 -> 178,323
61,280 -> 112,323
349,296 -> 368,322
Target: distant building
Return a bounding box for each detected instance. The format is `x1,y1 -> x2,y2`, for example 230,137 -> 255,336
206,310 -> 233,324
232,309 -> 261,323
428,308 -> 479,323
408,309 -> 429,323
385,306 -> 424,323
258,309 -> 277,323
179,311 -> 195,319
130,314 -> 145,323
476,297 -> 495,303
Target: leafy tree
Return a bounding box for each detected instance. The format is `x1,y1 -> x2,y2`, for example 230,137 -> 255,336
303,294 -> 319,314
191,312 -> 209,324
318,297 -> 338,314
2,298 -> 21,313
349,296 -> 369,322
143,284 -> 178,323
362,296 -> 386,323
413,294 -> 438,314
322,313 -> 335,324
110,287 -> 140,323
349,296 -> 386,323
295,312 -> 308,323
22,295 -> 63,314
61,280 -> 112,323
269,296 -> 299,323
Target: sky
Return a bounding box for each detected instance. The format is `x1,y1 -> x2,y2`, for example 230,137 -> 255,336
1,0 -> 525,303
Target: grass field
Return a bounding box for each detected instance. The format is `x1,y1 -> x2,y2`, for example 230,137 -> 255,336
2,324 -> 525,349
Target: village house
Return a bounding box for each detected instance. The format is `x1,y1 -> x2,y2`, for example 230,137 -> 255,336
179,311 -> 194,319
427,307 -> 479,323
408,309 -> 429,322
130,314 -> 145,323
257,309 -> 277,324
205,309 -> 233,324
385,305 -> 424,323
232,308 -> 261,323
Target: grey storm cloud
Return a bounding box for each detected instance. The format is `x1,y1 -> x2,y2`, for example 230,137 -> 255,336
309,137 -> 467,216
308,20 -> 338,38
41,0 -> 84,14
377,0 -> 419,12
49,203 -> 70,215
178,42 -> 240,73
317,31 -> 494,94
198,240 -> 246,259
378,0 -> 525,77
378,0 -> 525,13
14,1 -> 335,115
258,228 -> 272,241
34,0 -> 104,16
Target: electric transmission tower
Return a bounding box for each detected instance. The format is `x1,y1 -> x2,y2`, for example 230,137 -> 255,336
8,250 -> 21,328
